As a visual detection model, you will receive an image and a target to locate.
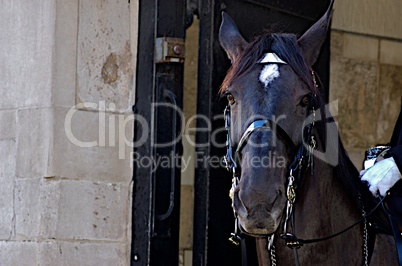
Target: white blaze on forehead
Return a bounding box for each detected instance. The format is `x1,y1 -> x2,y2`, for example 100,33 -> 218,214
259,64 -> 280,87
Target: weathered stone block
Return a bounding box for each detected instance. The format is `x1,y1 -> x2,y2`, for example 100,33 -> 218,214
376,65 -> 402,143
183,18 -> 199,129
16,108 -> 52,178
55,180 -> 130,241
380,40 -> 402,67
14,177 -> 131,243
15,178 -> 131,242
330,31 -> 344,58
0,139 -> 16,178
330,58 -> 378,149
332,0 -> 402,40
0,184 -> 14,239
53,0 -> 79,108
342,34 -> 379,62
181,133 -> 195,186
76,0 -> 133,112
179,185 -> 193,250
49,107 -> 133,182
0,1 -> 54,109
39,241 -> 128,266
0,140 -> 16,239
0,111 -> 16,140
39,179 -> 62,238
0,241 -> 38,266
15,178 -> 41,239
184,250 -> 193,266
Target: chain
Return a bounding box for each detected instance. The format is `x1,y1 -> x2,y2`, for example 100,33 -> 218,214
270,245 -> 277,266
229,174 -> 239,201
283,173 -> 296,234
312,70 -> 319,89
268,235 -> 277,266
228,173 -> 242,246
362,207 -> 369,266
308,135 -> 316,175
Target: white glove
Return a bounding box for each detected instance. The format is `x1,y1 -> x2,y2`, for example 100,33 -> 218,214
360,157 -> 402,197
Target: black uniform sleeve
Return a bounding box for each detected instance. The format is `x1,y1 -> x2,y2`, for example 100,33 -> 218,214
388,145 -> 402,174
390,107 -> 402,147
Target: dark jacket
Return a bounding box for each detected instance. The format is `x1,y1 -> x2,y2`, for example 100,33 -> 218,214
389,108 -> 402,173
385,108 -> 402,219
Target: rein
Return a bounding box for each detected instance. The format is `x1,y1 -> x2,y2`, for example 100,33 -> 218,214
223,56 -> 380,265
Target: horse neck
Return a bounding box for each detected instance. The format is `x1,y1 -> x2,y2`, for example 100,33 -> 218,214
296,153 -> 361,235
275,135 -> 364,264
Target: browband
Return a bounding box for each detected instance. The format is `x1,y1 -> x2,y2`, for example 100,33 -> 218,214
259,53 -> 287,64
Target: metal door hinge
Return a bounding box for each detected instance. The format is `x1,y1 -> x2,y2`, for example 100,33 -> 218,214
155,37 -> 185,63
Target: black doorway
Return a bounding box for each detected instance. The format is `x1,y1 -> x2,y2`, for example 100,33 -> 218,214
193,1 -> 331,265
131,0 -> 331,265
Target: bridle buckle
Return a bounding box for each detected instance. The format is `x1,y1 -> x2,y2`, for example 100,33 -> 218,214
281,233 -> 303,249
223,155 -> 230,171
229,232 -> 242,246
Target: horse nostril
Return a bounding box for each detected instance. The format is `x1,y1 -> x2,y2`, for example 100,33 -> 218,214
234,190 -> 249,216
238,191 -> 250,211
278,186 -> 286,197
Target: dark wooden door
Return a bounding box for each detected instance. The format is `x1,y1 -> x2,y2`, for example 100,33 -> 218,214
131,1 -> 186,265
193,1 -> 331,265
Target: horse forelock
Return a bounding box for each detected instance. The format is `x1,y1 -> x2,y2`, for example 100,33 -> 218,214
219,32 -> 317,95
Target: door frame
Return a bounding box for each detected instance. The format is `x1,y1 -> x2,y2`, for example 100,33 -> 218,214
131,0 -> 186,265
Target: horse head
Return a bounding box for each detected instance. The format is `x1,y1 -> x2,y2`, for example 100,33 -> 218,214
219,3 -> 333,236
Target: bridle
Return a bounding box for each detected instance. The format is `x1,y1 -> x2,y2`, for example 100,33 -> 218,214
224,52 -> 318,245
223,53 -> 382,265
224,81 -> 318,248
223,53 -> 316,178
223,107 -> 299,174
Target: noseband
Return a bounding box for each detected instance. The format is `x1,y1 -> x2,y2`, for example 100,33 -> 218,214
223,105 -> 301,175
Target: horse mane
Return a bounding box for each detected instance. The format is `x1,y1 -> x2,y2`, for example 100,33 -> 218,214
220,32 -> 316,95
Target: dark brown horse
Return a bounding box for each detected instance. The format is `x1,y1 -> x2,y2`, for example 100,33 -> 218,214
219,2 -> 398,265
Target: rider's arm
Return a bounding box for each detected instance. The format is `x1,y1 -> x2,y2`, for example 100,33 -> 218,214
388,145 -> 402,173
360,148 -> 402,197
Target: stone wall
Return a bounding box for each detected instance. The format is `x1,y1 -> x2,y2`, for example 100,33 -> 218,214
330,0 -> 402,168
0,0 -> 138,264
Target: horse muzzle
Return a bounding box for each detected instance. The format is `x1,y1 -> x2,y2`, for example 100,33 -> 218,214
233,188 -> 286,236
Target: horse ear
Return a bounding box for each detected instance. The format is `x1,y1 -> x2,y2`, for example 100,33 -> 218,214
219,12 -> 248,63
298,0 -> 334,66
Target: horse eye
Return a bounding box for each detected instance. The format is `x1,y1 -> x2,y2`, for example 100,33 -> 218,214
227,94 -> 235,104
301,96 -> 310,107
